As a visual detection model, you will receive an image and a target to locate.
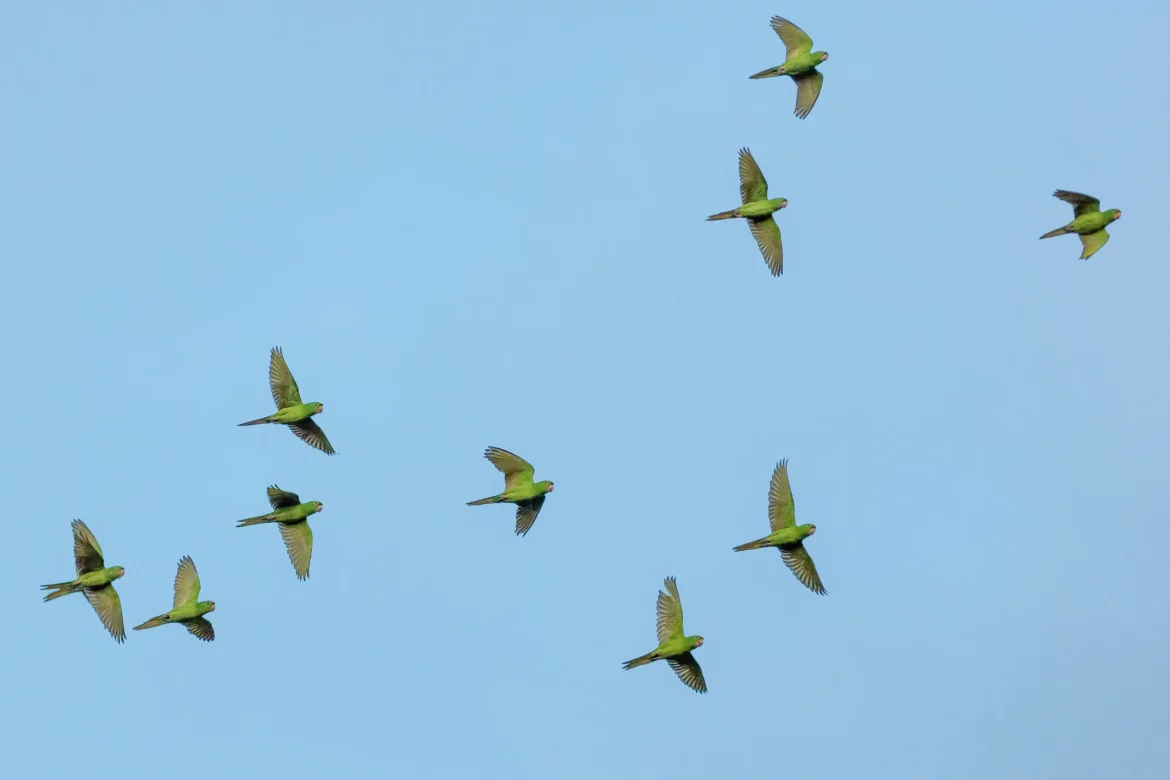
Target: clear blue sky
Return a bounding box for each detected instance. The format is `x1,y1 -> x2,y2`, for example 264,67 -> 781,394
3,2 -> 1168,778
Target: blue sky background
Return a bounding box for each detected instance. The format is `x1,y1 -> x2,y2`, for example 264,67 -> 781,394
2,2 -> 1168,778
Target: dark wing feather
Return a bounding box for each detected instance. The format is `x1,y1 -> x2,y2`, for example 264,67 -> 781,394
267,485 -> 302,509
780,542 -> 827,595
515,495 -> 545,537
72,520 -> 106,575
184,617 -> 215,642
289,419 -> 335,455
1054,190 -> 1101,218
667,653 -> 708,693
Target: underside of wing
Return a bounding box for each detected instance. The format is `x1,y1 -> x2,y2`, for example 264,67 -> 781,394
792,69 -> 823,119
668,653 -> 708,693
290,419 -> 335,455
768,460 -> 796,532
267,485 -> 302,509
1079,229 -> 1110,260
515,495 -> 545,537
738,147 -> 769,204
279,521 -> 314,580
770,15 -> 814,59
184,617 -> 215,642
1054,190 -> 1101,218
72,519 -> 106,575
85,584 -> 126,642
780,543 -> 826,595
748,217 -> 784,276
172,555 -> 201,609
268,346 -> 303,409
484,446 -> 535,490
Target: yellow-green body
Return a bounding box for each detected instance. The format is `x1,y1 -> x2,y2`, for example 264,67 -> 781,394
133,556 -> 217,641
41,519 -> 126,642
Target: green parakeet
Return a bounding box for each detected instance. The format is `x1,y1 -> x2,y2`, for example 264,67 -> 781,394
238,346 -> 335,455
749,16 -> 829,119
1039,190 -> 1122,260
237,486 -> 322,580
707,148 -> 788,276
132,556 -> 216,642
622,576 -> 707,693
733,460 -> 826,594
41,519 -> 126,643
466,447 -> 554,537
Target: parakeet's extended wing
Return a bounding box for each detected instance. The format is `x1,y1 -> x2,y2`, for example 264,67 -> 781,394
768,460 -> 796,532
268,346 -> 303,409
279,521 -> 314,580
85,585 -> 126,642
484,447 -> 536,490
172,555 -> 201,609
267,485 -> 302,510
184,617 -> 215,642
793,70 -> 823,119
289,419 -> 335,455
748,216 -> 784,276
770,15 -> 814,59
655,576 -> 685,644
1054,190 -> 1101,218
738,147 -> 769,204
667,653 -> 708,693
72,519 -> 106,575
780,543 -> 826,595
515,496 -> 545,537
1079,229 -> 1110,260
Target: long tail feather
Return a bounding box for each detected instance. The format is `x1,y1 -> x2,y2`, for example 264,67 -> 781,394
41,582 -> 75,601
706,209 -> 741,221
622,651 -> 658,670
237,416 -> 274,426
749,66 -> 783,79
466,495 -> 503,506
133,614 -> 170,631
1039,226 -> 1071,239
236,513 -> 276,527
732,536 -> 773,552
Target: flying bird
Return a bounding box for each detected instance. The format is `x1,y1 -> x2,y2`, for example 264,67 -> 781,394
466,447 -> 554,537
237,486 -> 323,580
733,460 -> 827,595
133,556 -> 217,642
622,576 -> 707,693
41,519 -> 126,643
238,346 -> 335,455
707,148 -> 788,276
749,16 -> 829,119
1039,190 -> 1122,260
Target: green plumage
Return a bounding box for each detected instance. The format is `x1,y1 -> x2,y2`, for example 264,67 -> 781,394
237,486 -> 322,580
707,147 -> 788,276
749,16 -> 829,119
1039,190 -> 1122,260
622,577 -> 707,693
466,447 -> 554,537
732,460 -> 827,595
41,519 -> 126,643
132,556 -> 217,642
238,346 -> 336,455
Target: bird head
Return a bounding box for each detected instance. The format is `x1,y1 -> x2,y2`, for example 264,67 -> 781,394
315,403 -> 325,414
694,636 -> 705,647
807,525 -> 817,536
314,502 -> 324,513
778,198 -> 789,209
114,567 -> 126,578
206,602 -> 216,612
1111,209 -> 1122,221
545,481 -> 555,493
819,52 -> 829,62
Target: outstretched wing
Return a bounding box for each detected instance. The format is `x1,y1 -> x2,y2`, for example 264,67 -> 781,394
738,147 -> 769,204
1054,190 -> 1101,218
267,485 -> 302,510
667,653 -> 708,693
184,617 -> 215,642
655,576 -> 685,644
748,216 -> 784,276
268,346 -> 303,409
780,543 -> 826,595
792,69 -> 823,119
172,555 -> 201,609
770,15 -> 814,59
1079,229 -> 1110,260
289,419 -> 335,455
515,496 -> 546,537
484,447 -> 536,490
279,521 -> 314,580
85,584 -> 126,642
72,519 -> 106,575
768,460 -> 797,532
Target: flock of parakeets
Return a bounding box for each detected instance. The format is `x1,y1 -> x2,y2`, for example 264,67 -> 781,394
40,15 -> 1124,692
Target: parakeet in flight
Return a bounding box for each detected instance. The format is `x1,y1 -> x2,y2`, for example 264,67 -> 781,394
466,447 -> 554,537
237,486 -> 322,580
707,147 -> 788,276
238,346 -> 335,455
132,556 -> 216,642
1039,190 -> 1122,260
749,16 -> 829,119
622,576 -> 707,693
41,519 -> 126,643
733,460 -> 827,595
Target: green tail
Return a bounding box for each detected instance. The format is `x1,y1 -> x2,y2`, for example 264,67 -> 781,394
237,415 -> 274,426
41,581 -> 75,601
732,536 -> 773,552
466,495 -> 503,506
706,208 -> 741,221
1039,226 -> 1071,239
622,651 -> 658,670
133,614 -> 171,631
749,65 -> 783,79
237,513 -> 276,527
